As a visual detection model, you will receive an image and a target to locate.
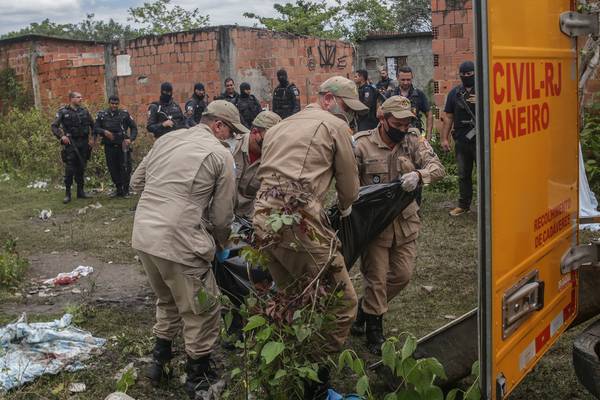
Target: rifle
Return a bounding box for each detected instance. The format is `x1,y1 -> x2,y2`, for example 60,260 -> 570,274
65,134 -> 86,168
458,89 -> 477,140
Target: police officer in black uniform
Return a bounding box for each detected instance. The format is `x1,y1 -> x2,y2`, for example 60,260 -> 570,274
216,77 -> 239,104
185,83 -> 209,127
392,66 -> 432,138
51,91 -> 95,204
94,95 -> 138,197
375,67 -> 395,96
271,69 -> 300,119
236,82 -> 262,128
147,82 -> 185,139
354,69 -> 378,131
441,61 -> 477,217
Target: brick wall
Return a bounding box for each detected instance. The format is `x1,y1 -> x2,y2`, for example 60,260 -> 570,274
431,0 -> 474,124
0,36 -> 106,109
231,28 -> 354,106
111,30 -> 222,121
0,41 -> 34,109
111,27 -> 354,122
0,28 -> 354,125
36,40 -> 105,107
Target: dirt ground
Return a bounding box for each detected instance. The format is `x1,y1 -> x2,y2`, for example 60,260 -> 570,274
0,179 -> 597,399
1,252 -> 151,315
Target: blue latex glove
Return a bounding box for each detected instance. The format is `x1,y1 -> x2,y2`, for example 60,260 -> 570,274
215,248 -> 230,262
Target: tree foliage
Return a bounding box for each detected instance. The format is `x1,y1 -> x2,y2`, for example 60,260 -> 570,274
244,1 -> 342,39
128,0 -> 210,35
391,0 -> 432,33
244,0 -> 432,41
1,0 -> 210,41
0,14 -> 139,42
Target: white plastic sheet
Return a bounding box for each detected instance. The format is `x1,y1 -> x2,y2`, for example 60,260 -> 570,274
0,313 -> 105,392
579,145 -> 600,231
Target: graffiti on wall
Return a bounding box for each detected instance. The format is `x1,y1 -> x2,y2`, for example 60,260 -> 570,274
306,45 -> 349,70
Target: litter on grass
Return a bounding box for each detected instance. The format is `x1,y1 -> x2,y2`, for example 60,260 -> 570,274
0,313 -> 106,392
27,180 -> 49,189
43,266 -> 94,286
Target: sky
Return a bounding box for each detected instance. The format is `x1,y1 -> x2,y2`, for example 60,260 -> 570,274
0,0 -> 298,35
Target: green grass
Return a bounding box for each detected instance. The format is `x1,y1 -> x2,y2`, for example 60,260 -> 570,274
0,178 -> 596,399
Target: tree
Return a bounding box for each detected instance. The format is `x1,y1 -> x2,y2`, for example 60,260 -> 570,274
243,1 -> 342,39
128,0 -> 210,35
0,15 -> 138,42
390,0 -> 432,33
244,0 -> 432,42
333,0 -> 396,42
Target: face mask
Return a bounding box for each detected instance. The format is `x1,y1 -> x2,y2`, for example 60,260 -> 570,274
460,75 -> 475,88
330,98 -> 356,126
160,92 -> 172,103
225,137 -> 237,153
385,119 -> 406,143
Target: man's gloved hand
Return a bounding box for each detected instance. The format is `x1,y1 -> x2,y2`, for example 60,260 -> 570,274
215,248 -> 231,262
401,171 -> 420,192
340,205 -> 352,218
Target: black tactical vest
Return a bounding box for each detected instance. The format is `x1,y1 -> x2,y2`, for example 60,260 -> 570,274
272,85 -> 296,118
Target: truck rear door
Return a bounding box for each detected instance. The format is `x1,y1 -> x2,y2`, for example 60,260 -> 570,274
475,1 -> 580,398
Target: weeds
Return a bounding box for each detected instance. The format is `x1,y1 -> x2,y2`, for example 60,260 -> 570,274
0,237 -> 28,287
0,106 -> 154,185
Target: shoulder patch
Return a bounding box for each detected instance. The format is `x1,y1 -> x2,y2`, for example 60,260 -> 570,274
352,130 -> 372,141
407,128 -> 421,137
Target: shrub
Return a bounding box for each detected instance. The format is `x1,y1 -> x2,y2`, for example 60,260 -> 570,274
0,106 -> 153,185
581,104 -> 600,196
0,238 -> 29,288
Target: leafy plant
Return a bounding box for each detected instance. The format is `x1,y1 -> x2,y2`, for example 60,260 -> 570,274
115,364 -> 137,393
338,335 -> 481,400
428,137 -> 459,193
0,237 -> 28,288
581,103 -> 600,196
0,68 -> 32,113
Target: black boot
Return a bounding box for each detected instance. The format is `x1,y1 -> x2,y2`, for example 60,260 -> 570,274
365,313 -> 385,356
63,187 -> 72,204
145,338 -> 173,387
109,186 -> 123,198
121,184 -> 130,197
303,365 -> 330,400
184,355 -> 218,399
76,184 -> 90,199
350,298 -> 366,336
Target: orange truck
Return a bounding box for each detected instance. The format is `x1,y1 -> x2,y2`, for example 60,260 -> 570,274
405,1 -> 600,399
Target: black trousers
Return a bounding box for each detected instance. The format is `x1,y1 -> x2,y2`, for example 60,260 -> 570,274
455,139 -> 477,209
61,139 -> 89,188
104,144 -> 130,191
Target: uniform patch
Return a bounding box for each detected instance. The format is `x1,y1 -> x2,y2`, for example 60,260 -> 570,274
372,175 -> 381,184
364,91 -> 370,99
292,87 -> 300,96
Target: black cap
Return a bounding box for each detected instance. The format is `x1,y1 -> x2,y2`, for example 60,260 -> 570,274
277,69 -> 287,79
240,82 -> 251,91
161,82 -> 173,92
194,83 -> 205,91
459,61 -> 475,74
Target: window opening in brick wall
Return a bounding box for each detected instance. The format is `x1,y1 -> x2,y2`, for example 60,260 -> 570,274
433,54 -> 439,67
432,27 -> 439,40
365,58 -> 378,71
433,81 -> 440,94
385,56 -> 408,78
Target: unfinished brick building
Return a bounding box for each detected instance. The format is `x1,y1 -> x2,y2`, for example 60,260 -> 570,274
431,0 -> 474,121
0,26 -> 354,123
